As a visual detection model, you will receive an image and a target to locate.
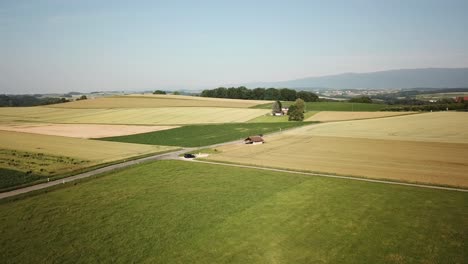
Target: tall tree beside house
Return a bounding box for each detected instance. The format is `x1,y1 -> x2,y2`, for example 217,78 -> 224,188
295,98 -> 305,113
272,100 -> 282,115
288,104 -> 304,121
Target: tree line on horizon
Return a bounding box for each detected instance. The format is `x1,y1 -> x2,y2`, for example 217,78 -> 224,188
200,87 -> 319,102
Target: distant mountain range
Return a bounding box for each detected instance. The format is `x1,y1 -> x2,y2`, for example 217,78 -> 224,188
240,68 -> 468,90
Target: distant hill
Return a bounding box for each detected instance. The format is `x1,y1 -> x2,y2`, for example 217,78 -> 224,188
240,68 -> 468,89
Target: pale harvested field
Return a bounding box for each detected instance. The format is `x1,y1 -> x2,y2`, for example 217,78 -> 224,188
297,112 -> 468,143
0,123 -> 177,138
0,107 -> 269,125
49,95 -> 270,108
206,112 -> 468,187
305,111 -> 416,122
207,136 -> 468,187
0,130 -> 177,163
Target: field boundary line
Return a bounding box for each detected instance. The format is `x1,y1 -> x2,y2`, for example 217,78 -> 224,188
189,160 -> 468,192
0,148 -> 193,200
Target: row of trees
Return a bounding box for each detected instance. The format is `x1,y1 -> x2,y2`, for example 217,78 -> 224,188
381,102 -> 468,112
349,96 -> 373,103
200,87 -> 319,102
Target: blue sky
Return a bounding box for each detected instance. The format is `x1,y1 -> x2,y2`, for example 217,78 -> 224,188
1,0 -> 467,93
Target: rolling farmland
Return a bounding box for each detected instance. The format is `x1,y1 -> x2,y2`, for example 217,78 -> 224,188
50,94 -> 271,108
206,112 -> 468,187
0,123 -> 177,138
0,106 -> 269,125
0,130 -> 176,163
0,161 -> 465,263
305,111 -> 416,122
100,122 -> 313,147
253,101 -> 388,111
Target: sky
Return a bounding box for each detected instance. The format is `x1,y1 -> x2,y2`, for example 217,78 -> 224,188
1,0 -> 468,94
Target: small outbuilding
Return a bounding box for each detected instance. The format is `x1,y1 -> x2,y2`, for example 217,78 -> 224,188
244,135 -> 264,145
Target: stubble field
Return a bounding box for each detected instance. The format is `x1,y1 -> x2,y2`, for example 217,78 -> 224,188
0,130 -> 176,164
305,111 -> 416,122
0,123 -> 177,138
0,107 -> 269,125
206,112 -> 468,187
49,95 -> 271,108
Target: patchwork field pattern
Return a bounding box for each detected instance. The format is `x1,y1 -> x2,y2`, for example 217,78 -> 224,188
206,112 -> 468,187
49,95 -> 270,108
305,111 -> 416,122
100,122 -> 313,147
0,123 -> 177,138
0,107 -> 269,125
0,161 -> 465,263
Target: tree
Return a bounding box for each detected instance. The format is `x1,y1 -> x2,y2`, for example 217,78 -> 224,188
349,96 -> 372,103
173,91 -> 180,95
264,88 -> 280,100
288,104 -> 304,121
297,91 -> 318,102
272,100 -> 282,115
77,95 -> 87,100
295,98 -> 305,113
153,90 -> 166,95
279,88 -> 297,101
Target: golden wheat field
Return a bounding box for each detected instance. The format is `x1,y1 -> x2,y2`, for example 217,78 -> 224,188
305,111 -> 417,122
206,112 -> 468,187
296,112 -> 468,143
0,130 -> 177,163
0,107 -> 269,125
0,123 -> 177,138
49,95 -> 270,109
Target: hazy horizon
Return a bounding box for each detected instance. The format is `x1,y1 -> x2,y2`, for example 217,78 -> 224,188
1,0 -> 468,93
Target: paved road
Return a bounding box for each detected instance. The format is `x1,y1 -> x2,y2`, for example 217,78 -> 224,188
188,160 -> 468,193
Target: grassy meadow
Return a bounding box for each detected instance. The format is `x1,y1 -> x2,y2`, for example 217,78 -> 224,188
0,161 -> 466,263
253,101 -> 388,111
100,122 -> 313,147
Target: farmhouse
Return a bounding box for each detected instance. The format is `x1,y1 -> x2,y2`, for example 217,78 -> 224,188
455,96 -> 468,103
244,135 -> 264,145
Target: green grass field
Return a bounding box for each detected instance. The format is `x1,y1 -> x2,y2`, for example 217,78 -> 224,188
0,161 -> 465,263
253,101 -> 387,111
99,122 -> 313,147
0,149 -> 90,189
0,168 -> 42,190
